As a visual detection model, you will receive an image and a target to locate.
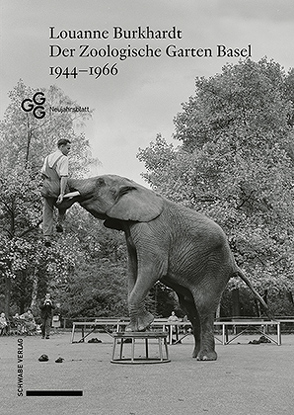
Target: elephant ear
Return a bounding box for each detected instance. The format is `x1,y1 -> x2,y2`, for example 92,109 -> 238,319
106,184 -> 164,222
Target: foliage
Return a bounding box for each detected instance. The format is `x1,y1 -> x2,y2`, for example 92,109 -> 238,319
0,80 -> 98,176
45,207 -> 130,319
0,80 -> 99,315
0,158 -> 41,238
221,287 -> 294,317
149,282 -> 183,317
65,205 -> 127,262
138,58 -> 294,313
56,261 -> 128,318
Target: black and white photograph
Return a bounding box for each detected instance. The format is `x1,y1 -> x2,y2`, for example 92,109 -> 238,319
1,1 -> 294,414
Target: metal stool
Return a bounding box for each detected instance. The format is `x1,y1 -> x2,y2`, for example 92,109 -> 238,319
111,332 -> 170,364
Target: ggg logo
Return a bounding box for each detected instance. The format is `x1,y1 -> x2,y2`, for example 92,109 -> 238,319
21,92 -> 46,119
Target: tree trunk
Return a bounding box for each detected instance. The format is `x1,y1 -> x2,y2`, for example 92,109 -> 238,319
30,268 -> 38,312
255,300 -> 261,317
263,289 -> 268,305
4,274 -> 11,316
287,290 -> 294,307
25,119 -> 32,168
216,302 -> 221,319
231,288 -> 240,317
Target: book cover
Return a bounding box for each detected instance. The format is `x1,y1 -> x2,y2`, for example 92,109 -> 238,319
1,1 -> 293,413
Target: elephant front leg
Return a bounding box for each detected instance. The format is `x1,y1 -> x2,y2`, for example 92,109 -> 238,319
126,264 -> 159,332
125,226 -> 167,332
127,301 -> 154,332
124,246 -> 154,331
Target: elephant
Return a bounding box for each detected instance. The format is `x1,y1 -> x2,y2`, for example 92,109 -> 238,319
42,174 -> 269,361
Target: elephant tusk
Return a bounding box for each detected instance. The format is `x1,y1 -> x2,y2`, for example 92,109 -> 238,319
63,191 -> 81,199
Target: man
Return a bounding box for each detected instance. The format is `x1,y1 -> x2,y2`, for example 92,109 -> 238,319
0,312 -> 8,335
41,138 -> 71,246
167,311 -> 181,344
40,293 -> 55,339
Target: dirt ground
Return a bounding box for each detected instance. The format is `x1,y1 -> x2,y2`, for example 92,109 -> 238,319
1,329 -> 293,415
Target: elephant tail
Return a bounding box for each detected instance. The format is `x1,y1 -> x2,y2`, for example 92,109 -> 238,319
235,268 -> 274,319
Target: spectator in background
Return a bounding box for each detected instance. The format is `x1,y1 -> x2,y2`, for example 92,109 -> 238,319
167,311 -> 181,343
0,312 -> 8,335
12,313 -> 22,334
168,310 -> 180,323
40,293 -> 55,339
52,302 -> 61,332
20,309 -> 37,334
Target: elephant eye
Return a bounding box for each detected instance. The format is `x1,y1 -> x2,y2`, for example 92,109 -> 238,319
97,178 -> 105,186
119,186 -> 135,197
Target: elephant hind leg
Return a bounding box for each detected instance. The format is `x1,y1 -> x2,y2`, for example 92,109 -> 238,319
195,312 -> 217,361
191,289 -> 220,361
174,288 -> 201,359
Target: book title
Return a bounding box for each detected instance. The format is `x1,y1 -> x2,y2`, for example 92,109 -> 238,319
48,26 -> 252,80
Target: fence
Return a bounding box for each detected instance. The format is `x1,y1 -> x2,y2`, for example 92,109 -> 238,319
60,315 -> 294,334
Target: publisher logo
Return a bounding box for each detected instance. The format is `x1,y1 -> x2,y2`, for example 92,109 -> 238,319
21,92 -> 46,119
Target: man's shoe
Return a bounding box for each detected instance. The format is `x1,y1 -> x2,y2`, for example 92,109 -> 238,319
46,336 -> 50,339
56,224 -> 63,233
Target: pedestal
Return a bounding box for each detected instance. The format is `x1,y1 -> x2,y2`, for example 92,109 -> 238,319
111,332 -> 170,364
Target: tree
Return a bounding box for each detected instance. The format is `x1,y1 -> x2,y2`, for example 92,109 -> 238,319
0,80 -> 99,315
0,79 -> 98,175
138,58 -> 294,315
0,158 -> 42,314
48,206 -> 131,319
56,261 -> 129,319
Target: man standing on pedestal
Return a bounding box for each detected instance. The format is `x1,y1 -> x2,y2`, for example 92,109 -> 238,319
41,138 -> 71,247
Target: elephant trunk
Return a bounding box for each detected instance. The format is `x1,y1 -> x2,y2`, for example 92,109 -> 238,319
67,177 -> 96,197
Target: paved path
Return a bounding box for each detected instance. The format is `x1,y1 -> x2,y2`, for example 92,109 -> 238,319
1,331 -> 293,415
